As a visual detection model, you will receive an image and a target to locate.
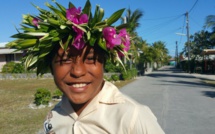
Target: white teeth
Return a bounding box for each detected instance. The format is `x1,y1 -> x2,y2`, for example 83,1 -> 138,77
72,83 -> 87,88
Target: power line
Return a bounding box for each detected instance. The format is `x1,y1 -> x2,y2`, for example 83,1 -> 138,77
139,15 -> 184,37
142,14 -> 183,21
189,0 -> 199,13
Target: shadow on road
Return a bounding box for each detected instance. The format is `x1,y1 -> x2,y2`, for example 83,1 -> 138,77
147,72 -> 195,79
158,80 -> 214,88
146,67 -> 215,88
202,91 -> 215,98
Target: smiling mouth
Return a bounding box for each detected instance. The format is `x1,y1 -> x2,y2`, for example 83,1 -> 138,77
66,82 -> 89,88
72,83 -> 87,88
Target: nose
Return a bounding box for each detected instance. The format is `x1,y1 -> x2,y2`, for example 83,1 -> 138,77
70,59 -> 87,78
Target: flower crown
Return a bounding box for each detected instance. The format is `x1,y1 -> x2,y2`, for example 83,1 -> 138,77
7,0 -> 130,75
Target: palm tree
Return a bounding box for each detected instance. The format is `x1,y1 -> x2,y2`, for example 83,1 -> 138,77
204,15 -> 215,45
205,15 -> 215,31
151,41 -> 169,67
122,8 -> 144,33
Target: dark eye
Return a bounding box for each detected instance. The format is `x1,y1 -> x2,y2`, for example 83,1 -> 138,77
85,57 -> 95,64
61,59 -> 72,64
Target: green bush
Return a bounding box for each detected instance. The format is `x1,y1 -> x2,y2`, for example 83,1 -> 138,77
121,71 -> 131,80
53,89 -> 63,99
2,62 -> 16,73
34,88 -> 51,106
105,60 -> 124,73
12,63 -> 25,73
131,68 -> 138,78
111,74 -> 119,81
121,68 -> 138,80
2,62 -> 25,73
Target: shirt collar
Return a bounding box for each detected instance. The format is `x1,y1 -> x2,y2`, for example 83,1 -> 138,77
98,81 -> 125,104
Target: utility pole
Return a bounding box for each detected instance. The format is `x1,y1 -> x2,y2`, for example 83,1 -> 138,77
185,12 -> 191,73
175,41 -> 178,67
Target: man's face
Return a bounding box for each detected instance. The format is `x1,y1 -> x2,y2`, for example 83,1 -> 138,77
52,46 -> 104,105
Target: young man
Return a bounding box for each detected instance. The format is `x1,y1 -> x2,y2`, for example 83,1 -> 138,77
7,1 -> 165,133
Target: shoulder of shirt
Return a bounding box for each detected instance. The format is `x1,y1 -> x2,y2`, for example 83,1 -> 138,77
103,81 -> 152,113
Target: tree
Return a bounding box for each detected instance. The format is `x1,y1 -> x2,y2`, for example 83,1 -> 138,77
204,15 -> 215,44
181,30 -> 214,73
151,41 -> 169,67
205,15 -> 215,31
122,8 -> 144,33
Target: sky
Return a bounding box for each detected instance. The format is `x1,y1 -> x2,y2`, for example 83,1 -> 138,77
0,0 -> 214,57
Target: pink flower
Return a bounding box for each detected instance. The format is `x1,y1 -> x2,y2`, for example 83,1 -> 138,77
73,33 -> 85,50
66,7 -> 88,49
102,27 -> 121,49
66,7 -> 88,24
119,29 -> 130,52
32,18 -> 39,26
66,7 -> 81,22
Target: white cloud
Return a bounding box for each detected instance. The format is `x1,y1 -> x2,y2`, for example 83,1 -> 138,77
0,42 -> 8,47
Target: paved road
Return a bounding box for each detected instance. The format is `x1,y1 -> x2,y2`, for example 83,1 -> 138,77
120,66 -> 215,134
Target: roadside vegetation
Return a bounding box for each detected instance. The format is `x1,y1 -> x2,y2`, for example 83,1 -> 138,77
179,14 -> 215,73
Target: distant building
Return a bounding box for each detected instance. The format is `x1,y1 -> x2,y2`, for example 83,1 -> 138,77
0,42 -> 23,72
169,57 -> 176,66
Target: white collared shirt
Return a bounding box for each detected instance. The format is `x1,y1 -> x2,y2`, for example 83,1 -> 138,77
44,81 -> 165,134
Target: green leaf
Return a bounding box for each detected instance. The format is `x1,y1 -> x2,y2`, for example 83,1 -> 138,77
106,8 -> 125,25
11,33 -> 35,39
38,46 -> 52,59
82,0 -> 91,16
63,34 -> 73,50
45,2 -> 67,21
91,5 -> 100,27
115,52 -> 126,72
18,39 -> 38,49
47,18 -> 60,26
49,30 -> 59,37
69,2 -> 75,8
24,54 -> 38,69
97,8 -> 104,22
52,37 -> 61,42
38,24 -> 49,32
6,40 -> 19,48
55,2 -> 66,14
36,60 -> 49,76
116,23 -> 129,30
89,36 -> 96,46
66,21 -> 87,33
39,33 -> 50,41
87,31 -> 91,40
94,21 -> 107,29
98,38 -> 107,51
24,32 -> 48,36
60,25 -> 66,29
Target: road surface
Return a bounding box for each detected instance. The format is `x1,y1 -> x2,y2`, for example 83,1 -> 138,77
121,66 -> 215,134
